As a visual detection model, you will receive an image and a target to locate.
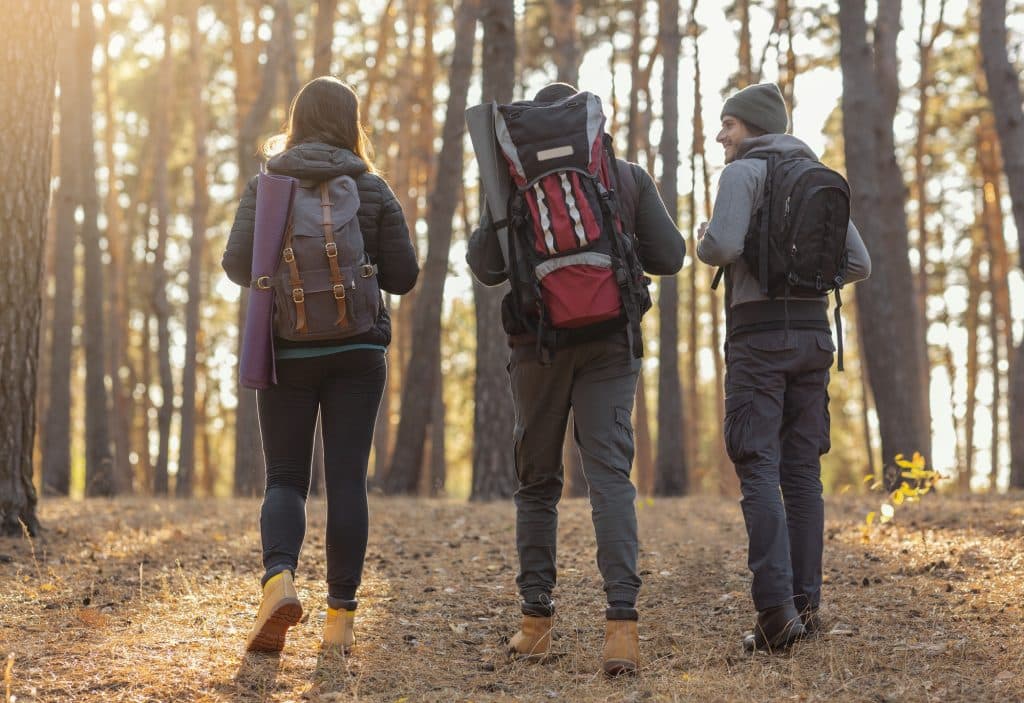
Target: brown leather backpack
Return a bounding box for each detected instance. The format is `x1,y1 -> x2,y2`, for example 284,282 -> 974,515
269,175 -> 381,341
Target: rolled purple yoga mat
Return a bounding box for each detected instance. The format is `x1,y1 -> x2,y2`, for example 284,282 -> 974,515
240,172 -> 297,389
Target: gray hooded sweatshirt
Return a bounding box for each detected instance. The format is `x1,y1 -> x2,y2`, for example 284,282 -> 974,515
697,133 -> 871,309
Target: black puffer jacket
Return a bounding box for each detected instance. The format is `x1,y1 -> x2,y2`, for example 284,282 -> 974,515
222,143 -> 419,349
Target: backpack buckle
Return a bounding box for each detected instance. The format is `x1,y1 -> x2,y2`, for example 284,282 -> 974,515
325,242 -> 338,258
292,288 -> 305,303
254,275 -> 271,290
360,264 -> 376,278
283,247 -> 295,263
333,283 -> 346,300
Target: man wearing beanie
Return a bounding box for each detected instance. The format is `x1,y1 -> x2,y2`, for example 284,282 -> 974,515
697,83 -> 872,652
467,83 -> 685,675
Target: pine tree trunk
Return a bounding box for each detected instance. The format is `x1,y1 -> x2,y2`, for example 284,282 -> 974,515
979,0 -> 1024,489
102,0 -> 134,493
41,0 -> 78,497
311,0 -> 336,78
151,3 -> 176,496
552,0 -> 578,86
386,0 -> 478,494
962,223 -> 983,494
838,0 -> 931,490
0,0 -> 58,535
77,3 -> 115,496
179,0 -> 209,497
469,1 -> 519,502
654,0 -> 687,496
233,1 -> 282,497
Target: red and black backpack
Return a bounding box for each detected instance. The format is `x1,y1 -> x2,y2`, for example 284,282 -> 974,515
493,91 -> 650,361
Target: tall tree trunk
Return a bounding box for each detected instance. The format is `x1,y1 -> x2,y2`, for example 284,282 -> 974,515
311,0 -> 336,78
41,0 -> 79,498
428,354 -> 446,496
179,0 -> 209,497
654,0 -> 687,496
838,0 -> 931,490
102,0 -> 134,493
979,0 -> 1024,489
277,0 -> 300,105
469,0 -> 517,503
962,222 -> 984,494
233,0 -> 281,497
1,0 -> 58,534
77,2 -> 115,496
151,3 -> 176,496
552,0 -> 578,86
386,0 -> 478,494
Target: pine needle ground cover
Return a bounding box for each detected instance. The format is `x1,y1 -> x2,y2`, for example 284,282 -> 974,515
1,495 -> 1022,702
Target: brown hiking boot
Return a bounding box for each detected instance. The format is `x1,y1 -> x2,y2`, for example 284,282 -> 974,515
602,608 -> 640,676
322,607 -> 356,653
509,614 -> 553,660
245,571 -> 303,653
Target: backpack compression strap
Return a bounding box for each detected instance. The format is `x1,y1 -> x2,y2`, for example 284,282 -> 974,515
280,218 -> 307,334
319,182 -> 349,327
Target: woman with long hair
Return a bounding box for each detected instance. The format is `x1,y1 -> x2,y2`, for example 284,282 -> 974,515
222,76 -> 418,655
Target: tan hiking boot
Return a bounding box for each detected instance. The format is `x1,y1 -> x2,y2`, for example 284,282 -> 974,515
322,607 -> 356,653
245,571 -> 303,653
602,615 -> 639,676
509,614 -> 553,660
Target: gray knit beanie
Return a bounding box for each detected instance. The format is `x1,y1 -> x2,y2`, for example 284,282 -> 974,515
721,83 -> 789,134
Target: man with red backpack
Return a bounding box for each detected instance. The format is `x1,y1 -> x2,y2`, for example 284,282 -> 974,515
697,83 -> 871,652
467,83 -> 684,675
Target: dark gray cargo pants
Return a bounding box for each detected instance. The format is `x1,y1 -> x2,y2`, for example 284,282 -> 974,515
724,328 -> 834,612
509,332 -> 642,607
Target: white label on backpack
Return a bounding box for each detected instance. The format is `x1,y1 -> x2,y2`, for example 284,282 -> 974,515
537,145 -> 574,161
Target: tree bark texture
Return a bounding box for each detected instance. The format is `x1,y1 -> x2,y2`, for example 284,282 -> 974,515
311,0 -> 336,78
0,1 -> 58,535
75,3 -> 115,497
151,3 -> 176,495
179,0 -> 209,497
41,0 -> 79,498
980,0 -> 1024,489
470,0 -> 518,502
552,0 -> 579,86
654,0 -> 687,496
838,0 -> 931,490
386,0 -> 478,494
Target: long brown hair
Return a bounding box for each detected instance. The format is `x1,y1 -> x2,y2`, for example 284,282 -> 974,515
264,77 -> 377,173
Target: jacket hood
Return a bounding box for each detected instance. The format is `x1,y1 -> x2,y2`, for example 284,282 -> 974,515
737,133 -> 817,161
266,143 -> 368,180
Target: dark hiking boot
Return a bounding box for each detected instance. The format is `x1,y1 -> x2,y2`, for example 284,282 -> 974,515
246,571 -> 303,653
800,606 -> 822,637
742,602 -> 806,653
602,607 -> 639,676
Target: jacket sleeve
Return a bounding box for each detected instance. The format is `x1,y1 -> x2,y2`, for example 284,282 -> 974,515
374,178 -> 419,295
466,207 -> 508,286
843,219 -> 871,284
697,161 -> 759,267
221,176 -> 259,287
630,165 -> 686,276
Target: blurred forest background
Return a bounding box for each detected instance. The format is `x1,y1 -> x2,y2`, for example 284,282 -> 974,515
4,0 -> 1024,528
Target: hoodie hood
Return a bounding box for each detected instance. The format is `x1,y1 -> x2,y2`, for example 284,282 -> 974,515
266,143 -> 368,181
736,133 -> 817,162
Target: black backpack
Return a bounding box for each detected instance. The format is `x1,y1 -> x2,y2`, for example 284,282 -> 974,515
714,151 -> 851,369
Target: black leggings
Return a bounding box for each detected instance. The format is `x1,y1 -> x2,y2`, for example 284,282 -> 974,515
256,349 -> 386,601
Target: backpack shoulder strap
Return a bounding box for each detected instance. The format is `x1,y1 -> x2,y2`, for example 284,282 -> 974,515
613,160 -> 639,236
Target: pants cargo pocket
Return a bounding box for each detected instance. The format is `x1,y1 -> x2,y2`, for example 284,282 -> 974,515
723,389 -> 755,465
819,389 -> 832,456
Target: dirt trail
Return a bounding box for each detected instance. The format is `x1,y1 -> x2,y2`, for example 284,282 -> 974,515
1,495 -> 1022,702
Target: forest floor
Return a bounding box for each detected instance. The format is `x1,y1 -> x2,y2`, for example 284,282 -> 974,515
1,494 -> 1023,702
